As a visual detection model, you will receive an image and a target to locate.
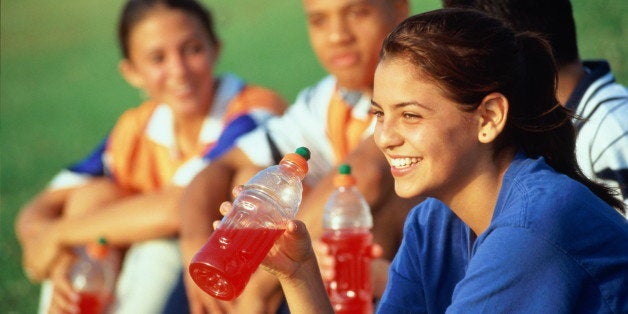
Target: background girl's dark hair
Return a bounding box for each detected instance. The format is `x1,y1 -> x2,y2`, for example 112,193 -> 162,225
118,0 -> 220,59
442,0 -> 579,67
380,8 -> 624,212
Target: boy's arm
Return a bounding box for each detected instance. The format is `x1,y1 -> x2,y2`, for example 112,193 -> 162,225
50,184 -> 184,246
16,188 -> 71,244
15,188 -> 73,281
179,147 -> 260,265
179,147 -> 263,313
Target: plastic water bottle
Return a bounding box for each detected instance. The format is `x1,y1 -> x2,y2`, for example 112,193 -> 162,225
189,147 -> 311,301
70,237 -> 117,314
322,164 -> 374,314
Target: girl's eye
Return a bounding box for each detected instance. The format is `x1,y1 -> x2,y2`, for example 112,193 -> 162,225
308,15 -> 325,28
148,52 -> 165,64
347,6 -> 370,19
403,112 -> 421,120
184,42 -> 205,55
369,108 -> 383,117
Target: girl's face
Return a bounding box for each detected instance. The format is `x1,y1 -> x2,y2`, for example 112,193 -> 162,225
371,58 -> 485,201
304,0 -> 407,93
121,7 -> 217,116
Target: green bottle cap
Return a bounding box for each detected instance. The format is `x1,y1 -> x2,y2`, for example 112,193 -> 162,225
97,237 -> 108,246
295,147 -> 311,161
338,164 -> 351,175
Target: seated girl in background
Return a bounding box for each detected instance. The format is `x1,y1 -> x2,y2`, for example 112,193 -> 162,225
234,8 -> 628,313
15,0 -> 286,312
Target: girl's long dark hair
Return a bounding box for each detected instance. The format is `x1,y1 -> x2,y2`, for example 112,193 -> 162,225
380,8 -> 624,213
118,0 -> 219,58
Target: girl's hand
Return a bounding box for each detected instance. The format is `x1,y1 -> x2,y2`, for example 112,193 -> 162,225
217,194 -> 318,282
261,219 -> 318,281
220,186 -> 333,313
22,223 -> 61,281
48,251 -> 79,313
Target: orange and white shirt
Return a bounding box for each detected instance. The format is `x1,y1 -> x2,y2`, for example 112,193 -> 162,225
236,75 -> 373,186
49,74 -> 286,192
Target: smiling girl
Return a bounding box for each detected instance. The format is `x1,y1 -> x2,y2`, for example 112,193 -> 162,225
237,8 -> 627,313
15,0 -> 286,312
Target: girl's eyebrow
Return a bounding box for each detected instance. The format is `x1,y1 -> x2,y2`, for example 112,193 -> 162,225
370,100 -> 434,111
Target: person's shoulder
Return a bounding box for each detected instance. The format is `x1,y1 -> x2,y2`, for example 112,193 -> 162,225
493,158 -> 628,265
504,156 -> 624,233
224,72 -> 283,103
579,60 -> 628,112
238,85 -> 287,110
510,157 -> 594,206
115,100 -> 160,127
293,75 -> 336,105
498,157 -> 588,221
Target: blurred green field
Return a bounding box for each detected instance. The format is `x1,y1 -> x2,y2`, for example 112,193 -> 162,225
1,0 -> 625,312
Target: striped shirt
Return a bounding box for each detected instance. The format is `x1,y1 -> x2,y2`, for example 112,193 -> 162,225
566,60 -> 628,206
48,73 -> 286,191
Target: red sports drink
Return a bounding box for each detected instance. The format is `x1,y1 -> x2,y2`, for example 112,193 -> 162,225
190,227 -> 286,300
189,147 -> 310,301
322,229 -> 373,314
323,164 -> 374,313
71,238 -> 117,314
77,292 -> 105,314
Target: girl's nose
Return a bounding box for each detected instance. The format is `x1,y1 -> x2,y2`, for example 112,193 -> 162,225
374,118 -> 403,150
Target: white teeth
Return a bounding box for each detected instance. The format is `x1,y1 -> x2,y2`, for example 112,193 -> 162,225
390,157 -> 420,168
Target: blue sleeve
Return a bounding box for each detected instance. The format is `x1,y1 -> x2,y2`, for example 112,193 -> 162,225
67,137 -> 108,176
447,227 -> 590,313
378,199 -> 469,314
203,114 -> 259,161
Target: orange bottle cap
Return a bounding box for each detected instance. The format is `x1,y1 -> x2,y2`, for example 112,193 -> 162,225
333,164 -> 356,187
281,147 -> 310,174
86,237 -> 109,260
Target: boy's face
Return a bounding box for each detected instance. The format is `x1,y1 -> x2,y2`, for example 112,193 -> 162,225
304,0 -> 408,94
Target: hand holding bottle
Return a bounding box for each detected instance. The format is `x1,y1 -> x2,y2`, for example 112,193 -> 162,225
48,250 -> 81,313
217,199 -> 334,314
68,238 -> 118,314
190,147 -> 311,301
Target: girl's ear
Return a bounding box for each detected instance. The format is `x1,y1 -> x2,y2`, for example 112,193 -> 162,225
119,59 -> 144,89
476,92 -> 509,143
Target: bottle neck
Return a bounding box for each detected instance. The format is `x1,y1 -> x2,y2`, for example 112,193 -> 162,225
336,185 -> 358,192
279,160 -> 307,180
324,227 -> 371,233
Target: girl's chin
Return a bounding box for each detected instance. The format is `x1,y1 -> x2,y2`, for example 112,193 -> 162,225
394,183 -> 422,199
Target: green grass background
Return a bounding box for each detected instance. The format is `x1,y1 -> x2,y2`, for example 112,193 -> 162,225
1,0 -> 625,312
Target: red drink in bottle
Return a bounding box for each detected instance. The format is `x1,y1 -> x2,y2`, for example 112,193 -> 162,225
322,229 -> 373,314
189,147 -> 310,301
71,238 -> 117,314
323,164 -> 374,313
77,292 -> 105,314
190,227 -> 285,300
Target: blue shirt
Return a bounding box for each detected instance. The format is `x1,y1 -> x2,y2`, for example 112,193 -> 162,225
378,154 -> 628,313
